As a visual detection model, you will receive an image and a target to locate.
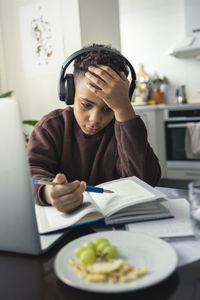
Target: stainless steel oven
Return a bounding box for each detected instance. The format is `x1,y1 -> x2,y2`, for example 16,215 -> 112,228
164,105 -> 200,180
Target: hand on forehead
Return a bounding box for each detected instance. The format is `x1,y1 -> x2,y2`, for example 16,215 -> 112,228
87,64 -> 122,79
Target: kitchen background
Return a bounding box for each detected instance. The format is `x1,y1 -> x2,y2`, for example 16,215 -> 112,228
0,0 -> 200,187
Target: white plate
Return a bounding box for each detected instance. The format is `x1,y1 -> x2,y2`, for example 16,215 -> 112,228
54,231 -> 177,293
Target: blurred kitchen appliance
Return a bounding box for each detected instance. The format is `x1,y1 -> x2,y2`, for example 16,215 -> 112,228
167,0 -> 200,59
176,85 -> 187,104
164,104 -> 200,180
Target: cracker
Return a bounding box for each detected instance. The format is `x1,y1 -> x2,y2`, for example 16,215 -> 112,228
86,259 -> 123,274
69,258 -> 147,284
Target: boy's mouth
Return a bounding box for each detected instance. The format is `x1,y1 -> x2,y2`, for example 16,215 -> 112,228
85,126 -> 99,134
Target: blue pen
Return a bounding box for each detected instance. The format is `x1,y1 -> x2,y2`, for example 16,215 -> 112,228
31,179 -> 113,194
85,185 -> 112,193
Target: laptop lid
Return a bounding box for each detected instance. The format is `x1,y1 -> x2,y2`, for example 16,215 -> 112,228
0,98 -> 66,255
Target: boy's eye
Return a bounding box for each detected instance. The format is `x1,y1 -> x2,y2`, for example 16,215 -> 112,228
103,106 -> 112,113
81,102 -> 91,109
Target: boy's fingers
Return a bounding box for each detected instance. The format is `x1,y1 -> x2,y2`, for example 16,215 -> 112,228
120,72 -> 127,81
51,182 -> 84,210
51,180 -> 81,198
53,173 -> 67,184
60,181 -> 85,201
80,181 -> 86,190
97,64 -> 121,79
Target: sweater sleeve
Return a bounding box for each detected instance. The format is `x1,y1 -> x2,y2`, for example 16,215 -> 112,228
27,119 -> 62,206
114,115 -> 161,186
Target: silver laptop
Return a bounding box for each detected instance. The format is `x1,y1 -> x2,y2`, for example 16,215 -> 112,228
0,98 -> 68,255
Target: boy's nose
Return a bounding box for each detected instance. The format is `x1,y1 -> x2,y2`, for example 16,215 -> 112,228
89,109 -> 102,124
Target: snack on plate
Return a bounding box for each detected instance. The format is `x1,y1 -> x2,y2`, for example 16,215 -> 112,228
69,258 -> 147,283
69,237 -> 147,283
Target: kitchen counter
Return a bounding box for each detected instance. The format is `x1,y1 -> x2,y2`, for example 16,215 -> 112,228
132,103 -> 200,111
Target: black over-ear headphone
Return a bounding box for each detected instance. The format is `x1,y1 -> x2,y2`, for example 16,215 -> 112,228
58,46 -> 136,105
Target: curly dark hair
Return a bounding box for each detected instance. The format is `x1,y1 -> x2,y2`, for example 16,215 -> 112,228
73,44 -> 129,82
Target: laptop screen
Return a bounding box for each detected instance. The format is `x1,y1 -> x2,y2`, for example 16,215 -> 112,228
0,98 -> 41,254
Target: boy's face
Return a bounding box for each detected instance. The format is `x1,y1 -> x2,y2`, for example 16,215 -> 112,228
73,76 -> 114,135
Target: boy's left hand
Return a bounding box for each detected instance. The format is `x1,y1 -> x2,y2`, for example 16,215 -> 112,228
85,65 -> 135,121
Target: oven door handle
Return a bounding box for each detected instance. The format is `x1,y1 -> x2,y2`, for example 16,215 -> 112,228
166,123 -> 187,128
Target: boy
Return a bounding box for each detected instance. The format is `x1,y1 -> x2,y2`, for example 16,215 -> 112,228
28,44 -> 161,213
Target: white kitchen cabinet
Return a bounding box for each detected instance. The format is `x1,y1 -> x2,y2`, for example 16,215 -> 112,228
134,105 -> 167,178
185,0 -> 200,35
134,109 -> 158,153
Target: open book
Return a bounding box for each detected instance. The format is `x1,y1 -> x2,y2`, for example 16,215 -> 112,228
35,176 -> 173,234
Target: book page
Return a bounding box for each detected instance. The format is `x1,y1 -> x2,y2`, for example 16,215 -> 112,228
35,191 -> 102,234
91,179 -> 156,217
126,198 -> 194,238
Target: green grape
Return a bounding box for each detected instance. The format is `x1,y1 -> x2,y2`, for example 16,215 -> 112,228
94,238 -> 109,248
80,249 -> 96,265
102,245 -> 117,259
96,241 -> 110,255
75,246 -> 87,258
83,241 -> 96,252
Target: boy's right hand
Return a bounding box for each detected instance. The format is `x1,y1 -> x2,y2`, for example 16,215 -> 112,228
43,173 -> 86,213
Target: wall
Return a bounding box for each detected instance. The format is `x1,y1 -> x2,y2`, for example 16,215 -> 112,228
0,24 -> 7,92
119,0 -> 200,104
78,0 -> 121,50
0,0 -> 81,120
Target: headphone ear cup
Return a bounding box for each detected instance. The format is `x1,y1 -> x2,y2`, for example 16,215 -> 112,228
58,76 -> 65,101
64,74 -> 75,105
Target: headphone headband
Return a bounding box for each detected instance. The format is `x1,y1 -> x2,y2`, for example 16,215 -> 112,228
58,46 -> 136,104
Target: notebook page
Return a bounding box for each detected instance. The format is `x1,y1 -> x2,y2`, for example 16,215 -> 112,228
91,179 -> 156,217
126,198 -> 194,238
